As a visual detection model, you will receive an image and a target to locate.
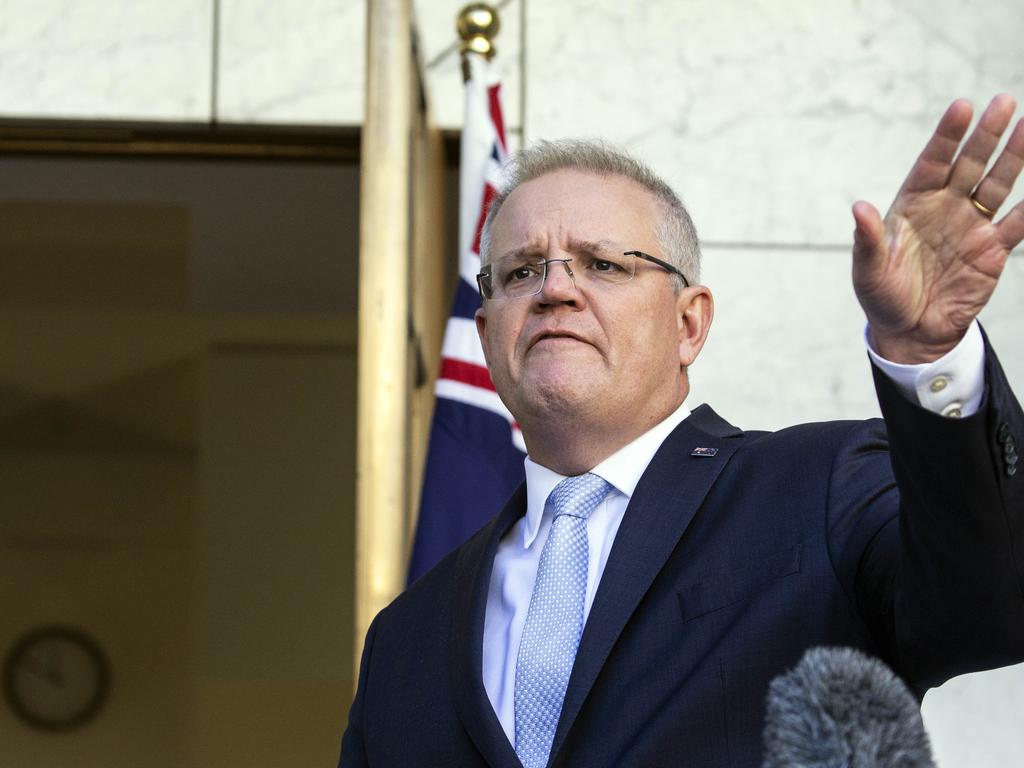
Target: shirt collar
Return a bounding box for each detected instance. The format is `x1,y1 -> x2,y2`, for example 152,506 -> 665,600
520,401 -> 691,548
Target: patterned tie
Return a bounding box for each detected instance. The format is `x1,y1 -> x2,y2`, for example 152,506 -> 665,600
514,473 -> 612,768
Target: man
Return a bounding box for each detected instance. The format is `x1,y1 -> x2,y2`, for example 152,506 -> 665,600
340,95 -> 1024,767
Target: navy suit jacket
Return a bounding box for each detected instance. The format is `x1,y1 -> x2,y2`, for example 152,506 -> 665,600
341,349 -> 1024,767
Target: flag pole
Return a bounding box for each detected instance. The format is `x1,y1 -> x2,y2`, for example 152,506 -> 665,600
406,4 -> 525,583
355,0 -> 413,680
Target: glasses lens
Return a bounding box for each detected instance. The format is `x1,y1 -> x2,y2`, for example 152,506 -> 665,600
484,252 -> 640,299
575,251 -> 636,285
492,258 -> 545,298
477,270 -> 493,299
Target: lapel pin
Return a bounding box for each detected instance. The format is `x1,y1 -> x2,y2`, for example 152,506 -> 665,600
690,446 -> 719,457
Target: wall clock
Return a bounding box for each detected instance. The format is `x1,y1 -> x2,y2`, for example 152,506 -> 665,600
3,625 -> 110,731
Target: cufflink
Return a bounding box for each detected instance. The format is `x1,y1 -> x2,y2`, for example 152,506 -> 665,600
941,402 -> 963,418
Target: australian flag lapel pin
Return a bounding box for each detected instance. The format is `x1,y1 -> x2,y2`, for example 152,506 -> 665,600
690,446 -> 719,458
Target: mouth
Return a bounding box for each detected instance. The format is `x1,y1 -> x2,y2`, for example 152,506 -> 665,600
528,330 -> 589,351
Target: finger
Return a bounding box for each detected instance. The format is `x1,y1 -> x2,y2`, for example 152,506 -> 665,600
851,200 -> 885,265
970,117 -> 1024,213
899,99 -> 973,195
996,200 -> 1024,251
947,94 -> 1018,194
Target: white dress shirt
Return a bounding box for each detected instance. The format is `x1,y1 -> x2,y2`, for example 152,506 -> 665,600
482,321 -> 987,743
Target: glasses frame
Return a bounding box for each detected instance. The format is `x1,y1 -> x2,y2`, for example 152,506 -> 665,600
476,250 -> 690,301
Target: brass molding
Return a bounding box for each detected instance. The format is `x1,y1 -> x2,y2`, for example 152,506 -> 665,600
0,119 -> 363,162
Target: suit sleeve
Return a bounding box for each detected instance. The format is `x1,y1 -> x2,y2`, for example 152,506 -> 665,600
848,336 -> 1024,693
339,616 -> 378,767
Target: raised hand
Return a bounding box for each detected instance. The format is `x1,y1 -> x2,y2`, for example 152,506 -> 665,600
852,95 -> 1024,363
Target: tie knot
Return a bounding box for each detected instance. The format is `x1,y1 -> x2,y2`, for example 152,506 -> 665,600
548,473 -> 611,521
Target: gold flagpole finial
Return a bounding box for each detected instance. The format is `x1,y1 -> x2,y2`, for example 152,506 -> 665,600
457,3 -> 501,60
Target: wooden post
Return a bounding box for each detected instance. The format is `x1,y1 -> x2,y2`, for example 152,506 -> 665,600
355,0 -> 413,675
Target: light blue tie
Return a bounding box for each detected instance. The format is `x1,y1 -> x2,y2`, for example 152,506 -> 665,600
514,473 -> 612,768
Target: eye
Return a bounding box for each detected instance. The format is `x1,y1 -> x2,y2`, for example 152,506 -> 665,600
501,262 -> 542,285
591,258 -> 627,274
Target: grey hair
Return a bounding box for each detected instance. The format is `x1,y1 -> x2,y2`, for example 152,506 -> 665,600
479,139 -> 701,288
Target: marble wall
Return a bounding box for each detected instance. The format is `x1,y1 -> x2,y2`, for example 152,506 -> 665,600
216,0 -> 363,123
0,0 -> 363,123
0,0 -> 213,120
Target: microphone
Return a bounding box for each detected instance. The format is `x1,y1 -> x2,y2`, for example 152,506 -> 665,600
762,646 -> 935,768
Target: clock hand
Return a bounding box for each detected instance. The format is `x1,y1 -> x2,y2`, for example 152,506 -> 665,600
20,651 -> 61,686
43,645 -> 65,687
49,645 -> 65,687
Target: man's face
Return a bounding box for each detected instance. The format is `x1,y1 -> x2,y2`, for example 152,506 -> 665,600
475,169 -> 700,446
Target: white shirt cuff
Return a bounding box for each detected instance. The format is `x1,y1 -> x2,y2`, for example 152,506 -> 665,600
865,321 -> 985,419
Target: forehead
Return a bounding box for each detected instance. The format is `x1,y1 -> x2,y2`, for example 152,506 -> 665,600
489,169 -> 660,254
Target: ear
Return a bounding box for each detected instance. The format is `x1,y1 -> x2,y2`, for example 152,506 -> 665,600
676,285 -> 714,368
475,306 -> 491,366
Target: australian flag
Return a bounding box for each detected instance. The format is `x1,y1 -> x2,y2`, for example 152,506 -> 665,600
407,54 -> 526,583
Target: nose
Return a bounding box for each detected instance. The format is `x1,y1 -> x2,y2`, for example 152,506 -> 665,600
537,258 -> 580,304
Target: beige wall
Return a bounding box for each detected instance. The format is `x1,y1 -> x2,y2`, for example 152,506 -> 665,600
192,349 -> 356,767
0,452 -> 194,767
0,343 -> 357,768
0,156 -> 362,767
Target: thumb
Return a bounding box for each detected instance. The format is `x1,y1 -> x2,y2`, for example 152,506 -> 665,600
852,200 -> 885,265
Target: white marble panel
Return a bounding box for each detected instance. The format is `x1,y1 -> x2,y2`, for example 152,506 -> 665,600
414,0 -> 522,141
687,245 -> 1024,431
216,0 -> 363,124
923,663 -> 1024,768
0,0 -> 211,121
525,0 -> 1024,245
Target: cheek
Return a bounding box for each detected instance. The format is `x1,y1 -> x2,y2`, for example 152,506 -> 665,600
621,307 -> 678,368
485,316 -> 522,368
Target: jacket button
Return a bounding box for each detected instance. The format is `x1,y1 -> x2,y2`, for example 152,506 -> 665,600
997,423 -> 1010,443
1008,464 -> 1018,477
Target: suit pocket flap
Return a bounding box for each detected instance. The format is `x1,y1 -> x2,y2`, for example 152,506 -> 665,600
677,546 -> 801,621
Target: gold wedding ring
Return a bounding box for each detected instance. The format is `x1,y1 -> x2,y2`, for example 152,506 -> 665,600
970,195 -> 997,219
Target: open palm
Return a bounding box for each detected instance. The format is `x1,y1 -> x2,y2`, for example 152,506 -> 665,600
853,95 -> 1024,363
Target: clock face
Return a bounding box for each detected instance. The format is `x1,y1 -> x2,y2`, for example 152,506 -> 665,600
3,626 -> 110,731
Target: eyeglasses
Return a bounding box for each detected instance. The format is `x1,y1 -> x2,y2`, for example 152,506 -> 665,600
476,250 -> 689,301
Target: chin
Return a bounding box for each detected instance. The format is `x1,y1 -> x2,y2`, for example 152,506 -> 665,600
517,374 -> 599,420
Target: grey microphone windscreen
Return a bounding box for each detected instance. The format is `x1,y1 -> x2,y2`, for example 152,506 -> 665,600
762,646 -> 935,768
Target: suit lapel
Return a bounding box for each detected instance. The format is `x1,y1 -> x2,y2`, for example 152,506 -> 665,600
550,405 -> 744,760
450,484 -> 526,768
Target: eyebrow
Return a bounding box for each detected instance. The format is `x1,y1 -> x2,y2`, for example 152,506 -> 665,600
568,238 -> 622,256
493,238 -> 623,263
492,245 -> 540,264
